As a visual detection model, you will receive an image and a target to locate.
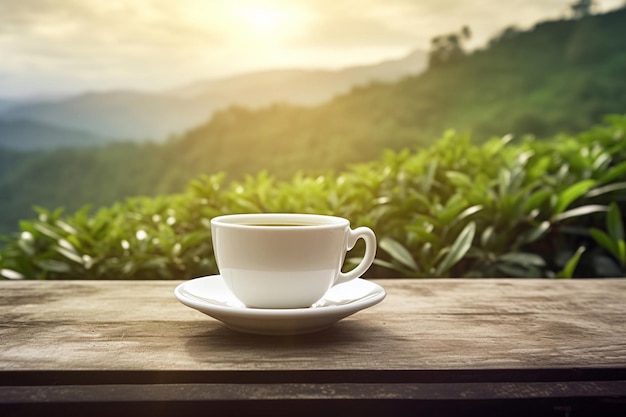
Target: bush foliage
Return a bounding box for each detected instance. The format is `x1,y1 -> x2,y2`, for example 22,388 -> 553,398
2,115 -> 626,280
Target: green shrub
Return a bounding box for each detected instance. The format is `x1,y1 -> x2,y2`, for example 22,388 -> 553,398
2,115 -> 626,280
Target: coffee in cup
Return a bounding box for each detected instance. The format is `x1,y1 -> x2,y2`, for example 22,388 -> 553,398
210,213 -> 376,309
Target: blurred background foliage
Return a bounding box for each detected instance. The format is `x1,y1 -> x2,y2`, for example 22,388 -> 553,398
2,114 -> 626,280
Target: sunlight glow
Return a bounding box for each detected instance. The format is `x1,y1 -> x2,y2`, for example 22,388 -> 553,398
182,1 -> 306,49
240,6 -> 285,32
227,4 -> 307,44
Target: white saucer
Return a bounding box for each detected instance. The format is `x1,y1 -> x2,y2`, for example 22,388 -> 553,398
174,275 -> 386,335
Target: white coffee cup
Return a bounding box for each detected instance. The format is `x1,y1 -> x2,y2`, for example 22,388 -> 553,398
210,213 -> 376,309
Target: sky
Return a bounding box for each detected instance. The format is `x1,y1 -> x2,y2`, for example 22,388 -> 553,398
0,0 -> 623,99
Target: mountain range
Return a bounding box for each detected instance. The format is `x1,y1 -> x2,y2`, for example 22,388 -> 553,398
1,8 -> 626,235
0,100 -> 17,113
0,49 -> 427,147
0,119 -> 108,151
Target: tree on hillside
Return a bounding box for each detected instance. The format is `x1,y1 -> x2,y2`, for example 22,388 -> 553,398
488,26 -> 521,47
428,26 -> 471,68
570,0 -> 596,18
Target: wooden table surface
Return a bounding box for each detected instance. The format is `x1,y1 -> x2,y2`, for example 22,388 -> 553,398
1,278 -> 626,416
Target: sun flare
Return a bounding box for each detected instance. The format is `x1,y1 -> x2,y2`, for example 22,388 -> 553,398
228,4 -> 308,44
240,6 -> 285,32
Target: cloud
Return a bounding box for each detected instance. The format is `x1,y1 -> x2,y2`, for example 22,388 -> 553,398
0,0 -> 623,96
287,0 -> 614,50
289,1 -> 420,47
0,0 -> 224,60
0,0 -> 230,94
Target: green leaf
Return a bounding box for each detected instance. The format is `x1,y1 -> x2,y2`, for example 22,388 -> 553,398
200,218 -> 212,229
586,182 -> 626,199
554,180 -> 596,214
497,169 -> 512,197
435,222 -> 476,276
591,254 -> 623,277
590,228 -> 617,257
526,155 -> 552,181
606,202 -> 624,242
172,242 -> 182,257
556,246 -> 586,279
0,268 -> 24,280
499,252 -> 546,267
121,260 -> 136,276
523,188 -> 553,213
515,221 -> 550,246
592,152 -> 611,171
379,237 -> 418,271
598,161 -> 626,184
372,258 -> 409,275
142,257 -> 170,270
54,246 -> 85,265
420,160 -> 438,194
456,205 -> 483,222
618,240 -> 626,267
33,223 -> 63,241
35,260 -> 71,273
181,231 -> 209,251
496,262 -> 542,278
17,236 -> 35,257
419,242 -> 433,263
234,198 -> 261,212
445,171 -> 472,188
438,195 -> 467,225
480,226 -> 494,247
56,220 -> 78,236
552,205 -> 608,222
587,182 -> 626,198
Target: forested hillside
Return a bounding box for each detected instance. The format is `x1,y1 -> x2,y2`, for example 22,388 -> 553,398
0,119 -> 107,150
1,8 -> 625,235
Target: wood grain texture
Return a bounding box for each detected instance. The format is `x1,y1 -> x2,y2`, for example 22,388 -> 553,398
1,279 -> 626,373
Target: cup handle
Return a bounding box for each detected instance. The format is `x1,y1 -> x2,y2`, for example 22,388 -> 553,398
335,227 -> 377,285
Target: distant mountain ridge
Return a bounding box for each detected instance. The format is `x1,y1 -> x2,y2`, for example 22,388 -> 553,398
0,119 -> 107,151
1,91 -> 204,142
172,49 -> 427,104
0,100 -> 17,113
0,49 -> 427,146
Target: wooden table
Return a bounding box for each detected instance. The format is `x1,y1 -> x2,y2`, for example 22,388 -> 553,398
1,279 -> 625,416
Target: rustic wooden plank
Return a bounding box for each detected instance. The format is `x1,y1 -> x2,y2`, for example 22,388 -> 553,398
3,381 -> 626,402
3,368 -> 625,386
1,279 -> 626,372
2,381 -> 626,417
2,279 -> 626,416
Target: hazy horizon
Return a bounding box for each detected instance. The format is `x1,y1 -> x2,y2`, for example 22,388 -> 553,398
1,0 -> 623,99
